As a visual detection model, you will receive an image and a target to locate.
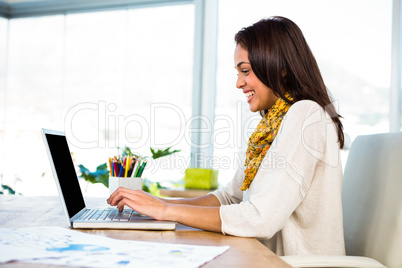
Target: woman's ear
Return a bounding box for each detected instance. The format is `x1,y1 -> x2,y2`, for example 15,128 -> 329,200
281,69 -> 287,78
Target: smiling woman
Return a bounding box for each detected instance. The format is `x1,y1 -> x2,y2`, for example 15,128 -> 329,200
108,16 -> 346,257
214,0 -> 393,186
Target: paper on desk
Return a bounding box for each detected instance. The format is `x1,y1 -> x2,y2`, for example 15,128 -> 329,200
0,226 -> 229,268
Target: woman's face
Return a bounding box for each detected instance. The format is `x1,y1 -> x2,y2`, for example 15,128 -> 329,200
234,45 -> 279,112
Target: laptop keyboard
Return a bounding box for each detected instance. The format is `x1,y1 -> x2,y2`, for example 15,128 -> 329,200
78,209 -> 141,222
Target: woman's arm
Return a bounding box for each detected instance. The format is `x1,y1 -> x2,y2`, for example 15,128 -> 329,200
217,101 -> 336,238
107,188 -> 222,232
159,194 -> 221,206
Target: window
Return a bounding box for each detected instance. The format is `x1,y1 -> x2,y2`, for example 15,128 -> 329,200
0,0 -> 397,194
1,4 -> 194,196
0,17 -> 7,188
2,15 -> 64,195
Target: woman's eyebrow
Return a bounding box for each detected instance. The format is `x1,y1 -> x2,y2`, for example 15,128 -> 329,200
236,61 -> 250,68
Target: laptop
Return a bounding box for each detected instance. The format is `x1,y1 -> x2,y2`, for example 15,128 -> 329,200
41,128 -> 176,230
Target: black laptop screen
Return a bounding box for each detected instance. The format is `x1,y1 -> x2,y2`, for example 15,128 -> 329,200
45,133 -> 86,218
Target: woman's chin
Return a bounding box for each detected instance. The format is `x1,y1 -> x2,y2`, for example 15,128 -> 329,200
248,105 -> 259,113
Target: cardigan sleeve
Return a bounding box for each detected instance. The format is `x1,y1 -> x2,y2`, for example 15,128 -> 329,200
210,167 -> 245,206
217,101 -> 335,238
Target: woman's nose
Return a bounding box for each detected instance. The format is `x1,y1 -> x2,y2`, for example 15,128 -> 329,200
236,75 -> 245,89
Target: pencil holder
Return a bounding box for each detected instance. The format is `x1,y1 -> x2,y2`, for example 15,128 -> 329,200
109,177 -> 143,195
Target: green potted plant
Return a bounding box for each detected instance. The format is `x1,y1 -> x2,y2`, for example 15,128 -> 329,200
78,147 -> 180,195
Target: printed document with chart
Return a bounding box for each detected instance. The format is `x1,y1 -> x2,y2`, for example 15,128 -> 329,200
0,226 -> 229,268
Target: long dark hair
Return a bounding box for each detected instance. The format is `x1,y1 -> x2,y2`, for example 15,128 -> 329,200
235,16 -> 344,149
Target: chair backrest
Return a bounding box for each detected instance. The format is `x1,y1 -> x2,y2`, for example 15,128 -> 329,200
342,132 -> 402,268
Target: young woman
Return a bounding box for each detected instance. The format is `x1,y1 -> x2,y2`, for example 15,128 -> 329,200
108,16 -> 346,256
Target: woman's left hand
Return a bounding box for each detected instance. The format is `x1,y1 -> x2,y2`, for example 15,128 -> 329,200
107,187 -> 167,221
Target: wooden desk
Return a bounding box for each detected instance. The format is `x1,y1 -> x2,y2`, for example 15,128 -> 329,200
0,196 -> 291,268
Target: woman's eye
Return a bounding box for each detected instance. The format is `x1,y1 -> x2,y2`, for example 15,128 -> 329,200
242,70 -> 250,75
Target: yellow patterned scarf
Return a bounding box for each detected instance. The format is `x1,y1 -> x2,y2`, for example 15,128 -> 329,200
241,94 -> 294,191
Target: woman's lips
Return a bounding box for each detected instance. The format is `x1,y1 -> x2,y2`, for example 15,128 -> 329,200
245,90 -> 255,102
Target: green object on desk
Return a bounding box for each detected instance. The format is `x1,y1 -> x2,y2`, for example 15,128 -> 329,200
78,163 -> 109,188
184,168 -> 218,190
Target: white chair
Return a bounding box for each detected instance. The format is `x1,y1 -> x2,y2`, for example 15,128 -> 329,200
282,132 -> 402,268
